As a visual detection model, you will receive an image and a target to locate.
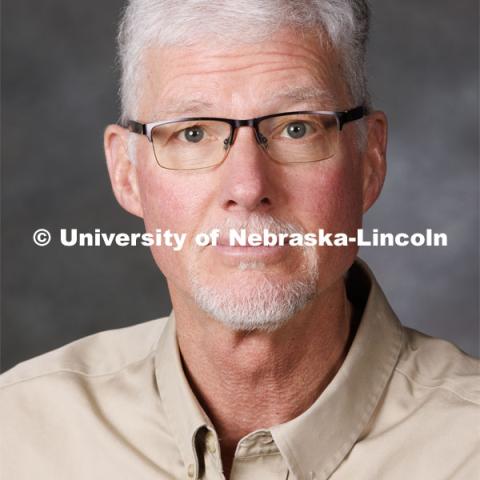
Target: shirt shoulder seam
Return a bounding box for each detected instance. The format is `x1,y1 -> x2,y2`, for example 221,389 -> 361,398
394,366 -> 480,406
0,342 -> 159,391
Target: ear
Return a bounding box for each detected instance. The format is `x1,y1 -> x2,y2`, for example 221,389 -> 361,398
104,124 -> 144,218
361,111 -> 388,213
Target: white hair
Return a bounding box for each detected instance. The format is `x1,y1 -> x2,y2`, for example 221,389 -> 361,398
118,0 -> 371,119
189,214 -> 319,332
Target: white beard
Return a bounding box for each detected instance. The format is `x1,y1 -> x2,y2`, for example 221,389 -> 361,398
189,214 -> 319,332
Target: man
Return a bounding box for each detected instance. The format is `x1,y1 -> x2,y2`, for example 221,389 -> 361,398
1,1 -> 478,479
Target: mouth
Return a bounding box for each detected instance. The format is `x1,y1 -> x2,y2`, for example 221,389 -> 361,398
215,243 -> 287,253
212,234 -> 291,263
216,232 -> 293,247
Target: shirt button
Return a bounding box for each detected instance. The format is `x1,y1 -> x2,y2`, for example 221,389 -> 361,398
206,432 -> 217,454
187,464 -> 195,478
261,435 -> 274,445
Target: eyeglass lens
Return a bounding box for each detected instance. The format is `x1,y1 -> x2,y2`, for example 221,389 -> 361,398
150,113 -> 339,170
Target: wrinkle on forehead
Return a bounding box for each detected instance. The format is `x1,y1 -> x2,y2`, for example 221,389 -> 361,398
140,30 -> 348,119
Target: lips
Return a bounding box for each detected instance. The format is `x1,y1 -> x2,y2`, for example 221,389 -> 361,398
216,235 -> 291,247
203,225 -> 298,267
216,234 -> 290,248
216,229 -> 294,248
212,233 -> 292,265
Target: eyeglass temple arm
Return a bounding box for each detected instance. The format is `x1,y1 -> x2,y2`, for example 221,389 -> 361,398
126,120 -> 146,135
337,106 -> 367,130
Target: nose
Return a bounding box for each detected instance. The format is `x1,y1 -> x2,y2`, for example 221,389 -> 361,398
218,126 -> 278,213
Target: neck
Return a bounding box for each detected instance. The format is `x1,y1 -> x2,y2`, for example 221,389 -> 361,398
172,278 -> 352,475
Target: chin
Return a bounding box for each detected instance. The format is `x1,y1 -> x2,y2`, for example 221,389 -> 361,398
189,247 -> 319,332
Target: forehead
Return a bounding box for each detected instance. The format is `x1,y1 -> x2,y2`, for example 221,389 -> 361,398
139,28 -> 350,118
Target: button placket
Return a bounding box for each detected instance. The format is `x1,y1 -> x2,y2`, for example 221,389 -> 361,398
201,429 -> 224,478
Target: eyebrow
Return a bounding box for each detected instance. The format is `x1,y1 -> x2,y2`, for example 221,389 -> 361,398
153,85 -> 337,119
265,85 -> 337,108
153,99 -> 215,118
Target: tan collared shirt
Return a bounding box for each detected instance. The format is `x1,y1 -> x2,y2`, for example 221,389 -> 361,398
1,259 -> 479,480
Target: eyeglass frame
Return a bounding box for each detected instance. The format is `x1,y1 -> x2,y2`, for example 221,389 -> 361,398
124,105 -> 367,168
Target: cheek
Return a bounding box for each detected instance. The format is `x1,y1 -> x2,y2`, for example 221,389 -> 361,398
288,158 -> 363,234
135,162 -> 210,279
285,156 -> 364,287
136,155 -> 206,233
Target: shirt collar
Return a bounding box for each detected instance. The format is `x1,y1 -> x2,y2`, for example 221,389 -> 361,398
154,258 -> 404,480
270,258 -> 404,480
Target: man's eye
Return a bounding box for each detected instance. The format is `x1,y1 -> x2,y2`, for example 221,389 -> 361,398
179,126 -> 205,143
280,121 -> 312,139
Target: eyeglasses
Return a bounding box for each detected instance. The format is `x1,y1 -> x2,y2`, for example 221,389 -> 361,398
125,106 -> 366,170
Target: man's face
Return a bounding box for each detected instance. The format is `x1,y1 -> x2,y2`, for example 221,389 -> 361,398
107,28 -> 386,330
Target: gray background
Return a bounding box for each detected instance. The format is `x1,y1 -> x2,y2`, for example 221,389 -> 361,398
1,0 -> 478,372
